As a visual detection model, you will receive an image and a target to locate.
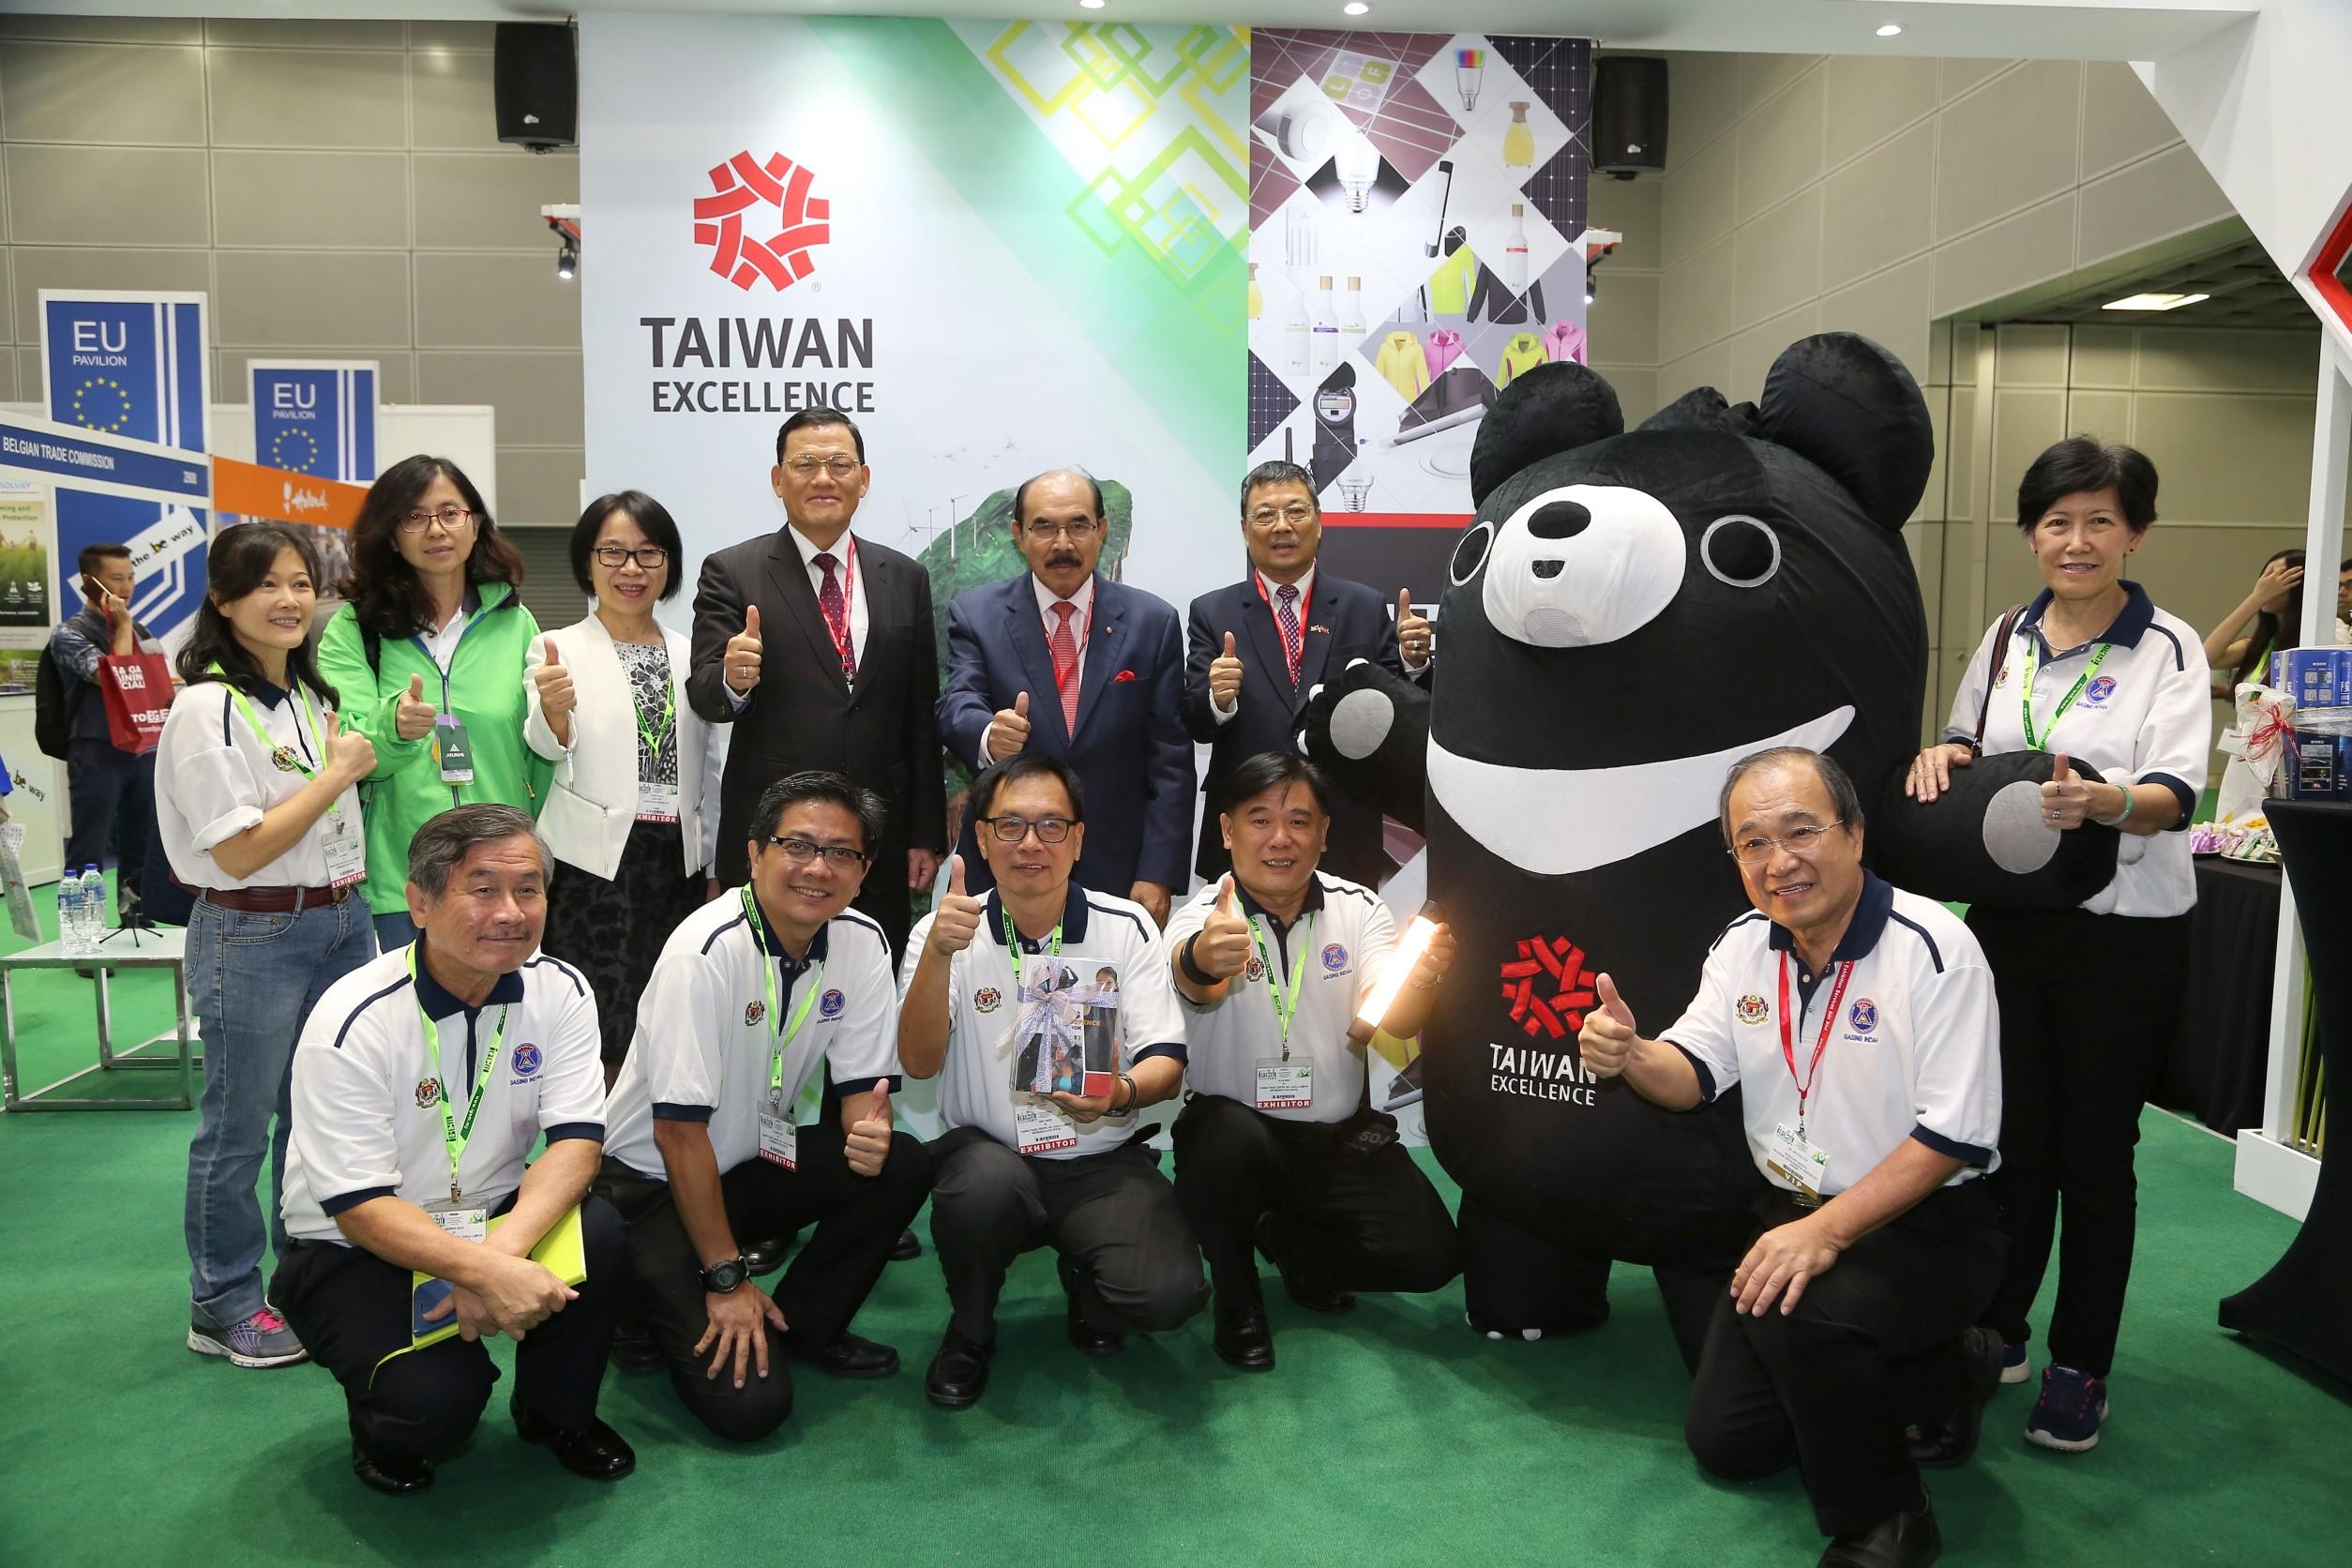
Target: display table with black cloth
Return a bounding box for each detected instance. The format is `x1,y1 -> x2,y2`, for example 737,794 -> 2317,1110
2220,799 -> 2352,1388
2157,857 -> 2280,1134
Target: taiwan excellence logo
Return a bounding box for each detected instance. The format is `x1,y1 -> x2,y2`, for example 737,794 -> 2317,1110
693,150 -> 830,293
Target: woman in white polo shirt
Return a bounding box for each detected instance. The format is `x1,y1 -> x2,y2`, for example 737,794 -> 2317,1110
1906,437 -> 2209,1455
158,523 -> 379,1371
524,491 -> 710,1083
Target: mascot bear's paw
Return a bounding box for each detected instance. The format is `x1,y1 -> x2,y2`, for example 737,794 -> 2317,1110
1296,656 -> 1430,829
1874,749 -> 2122,910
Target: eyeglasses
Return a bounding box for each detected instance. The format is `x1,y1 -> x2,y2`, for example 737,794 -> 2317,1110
783,455 -> 862,478
1246,504 -> 1316,528
593,544 -> 669,570
400,506 -> 475,535
764,835 -> 871,868
1726,821 -> 1846,867
1022,520 -> 1100,542
976,815 -> 1075,844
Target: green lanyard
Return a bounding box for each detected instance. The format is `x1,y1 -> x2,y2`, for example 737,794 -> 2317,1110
211,663 -> 344,807
633,682 -> 675,763
2019,637 -> 2113,752
407,944 -> 507,1203
1248,912 -> 1315,1060
742,889 -> 823,1115
1002,904 -> 1063,992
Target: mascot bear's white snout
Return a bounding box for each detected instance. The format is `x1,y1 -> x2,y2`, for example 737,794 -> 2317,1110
1469,483 -> 1684,649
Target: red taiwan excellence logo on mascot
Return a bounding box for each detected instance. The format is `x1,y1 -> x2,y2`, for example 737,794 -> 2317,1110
1500,934 -> 1598,1040
693,151 -> 831,293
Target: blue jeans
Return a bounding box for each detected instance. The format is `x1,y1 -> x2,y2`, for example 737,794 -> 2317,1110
372,910 -> 419,951
184,893 -> 375,1328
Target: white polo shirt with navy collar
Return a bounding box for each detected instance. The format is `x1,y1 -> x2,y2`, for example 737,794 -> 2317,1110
154,673 -> 366,891
1944,580 -> 2209,917
282,942 -> 605,1244
1166,871 -> 1396,1125
900,880 -> 1185,1160
603,893 -> 901,1182
1657,873 -> 2001,1199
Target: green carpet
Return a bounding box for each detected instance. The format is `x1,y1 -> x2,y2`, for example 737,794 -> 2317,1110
1,889 -> 2345,1566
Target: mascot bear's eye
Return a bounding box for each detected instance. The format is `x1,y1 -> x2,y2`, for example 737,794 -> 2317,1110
1450,521 -> 1496,586
1700,515 -> 1780,589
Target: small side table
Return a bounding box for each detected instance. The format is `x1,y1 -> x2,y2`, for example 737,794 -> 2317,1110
1,927 -> 197,1111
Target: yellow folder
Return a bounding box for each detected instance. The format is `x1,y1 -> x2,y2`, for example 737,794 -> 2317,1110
370,1205 -> 589,1380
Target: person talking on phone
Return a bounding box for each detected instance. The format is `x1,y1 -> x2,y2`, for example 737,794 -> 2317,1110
1165,752 -> 1459,1372
46,542 -> 160,928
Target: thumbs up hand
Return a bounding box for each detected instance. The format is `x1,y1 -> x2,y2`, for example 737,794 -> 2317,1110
988,689 -> 1033,761
2038,749 -> 2093,831
928,853 -> 985,957
1396,589 -> 1433,669
844,1082 -> 894,1177
725,604 -> 763,694
531,635 -> 577,727
394,671 -> 436,741
1578,972 -> 1641,1078
323,705 -> 377,785
1209,630 -> 1244,710
1193,873 -> 1254,982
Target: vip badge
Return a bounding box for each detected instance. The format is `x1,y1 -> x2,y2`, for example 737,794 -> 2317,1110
1848,998 -> 1879,1034
511,1043 -> 542,1078
745,1000 -> 767,1027
820,988 -> 846,1019
415,1078 -> 442,1109
975,987 -> 1002,1014
1736,993 -> 1770,1025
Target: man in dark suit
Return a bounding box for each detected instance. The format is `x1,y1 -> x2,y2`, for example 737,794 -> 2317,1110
1183,460 -> 1430,888
937,469 -> 1192,927
688,409 -> 944,959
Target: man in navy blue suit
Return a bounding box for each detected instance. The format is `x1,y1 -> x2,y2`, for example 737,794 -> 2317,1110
937,469 -> 1193,927
1182,460 -> 1429,888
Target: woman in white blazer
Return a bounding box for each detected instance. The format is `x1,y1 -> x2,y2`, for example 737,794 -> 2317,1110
526,490 -> 710,1081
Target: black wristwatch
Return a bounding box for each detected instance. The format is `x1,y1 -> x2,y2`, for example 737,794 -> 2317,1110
699,1256 -> 748,1294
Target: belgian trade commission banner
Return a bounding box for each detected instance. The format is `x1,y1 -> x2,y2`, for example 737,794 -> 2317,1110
579,14 -> 1249,628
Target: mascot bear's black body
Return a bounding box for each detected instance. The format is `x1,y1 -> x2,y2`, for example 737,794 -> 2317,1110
1303,334 -> 2111,1361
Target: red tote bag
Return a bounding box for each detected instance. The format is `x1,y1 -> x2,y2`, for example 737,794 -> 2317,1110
97,653 -> 173,756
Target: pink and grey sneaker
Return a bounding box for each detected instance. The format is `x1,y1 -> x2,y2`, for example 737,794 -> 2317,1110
2025,1364 -> 2109,1451
188,1306 -> 309,1368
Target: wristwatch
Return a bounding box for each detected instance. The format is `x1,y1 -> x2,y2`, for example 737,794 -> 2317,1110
699,1256 -> 748,1294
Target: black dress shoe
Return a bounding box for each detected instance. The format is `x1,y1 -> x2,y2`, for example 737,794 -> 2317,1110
351,1440 -> 432,1496
1213,1300 -> 1275,1371
925,1324 -> 993,1409
1819,1497 -> 1941,1568
1255,1213 -> 1355,1314
1908,1326 -> 2004,1470
511,1396 -> 636,1481
1059,1259 -> 1124,1356
743,1237 -> 789,1275
781,1328 -> 900,1379
890,1228 -> 923,1262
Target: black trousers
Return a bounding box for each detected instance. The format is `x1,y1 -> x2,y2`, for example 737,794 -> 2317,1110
1968,904 -> 2192,1378
1170,1093 -> 1460,1305
271,1194 -> 629,1462
1684,1184 -> 2004,1538
63,739 -> 152,920
928,1126 -> 1210,1343
593,1123 -> 931,1443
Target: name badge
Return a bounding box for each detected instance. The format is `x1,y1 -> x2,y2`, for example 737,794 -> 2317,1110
1014,1098 -> 1077,1157
435,718 -> 475,786
425,1200 -> 489,1243
636,778 -> 682,822
323,812 -> 368,887
758,1106 -> 799,1170
1767,1122 -> 1829,1208
1256,1057 -> 1314,1110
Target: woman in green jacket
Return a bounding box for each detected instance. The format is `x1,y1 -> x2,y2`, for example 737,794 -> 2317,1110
317,455 -> 558,947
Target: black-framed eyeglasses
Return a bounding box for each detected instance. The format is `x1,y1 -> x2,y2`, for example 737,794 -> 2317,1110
976,815 -> 1075,844
1022,519 -> 1100,541
783,455 -> 861,478
400,506 -> 475,535
1726,821 -> 1845,867
593,544 -> 670,569
764,835 -> 871,868
1245,504 -> 1316,528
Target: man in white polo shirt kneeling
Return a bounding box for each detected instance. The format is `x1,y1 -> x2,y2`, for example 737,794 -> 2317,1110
1578,747 -> 2005,1568
1166,752 -> 1460,1371
275,805 -> 633,1497
596,771 -> 930,1444
900,754 -> 1208,1409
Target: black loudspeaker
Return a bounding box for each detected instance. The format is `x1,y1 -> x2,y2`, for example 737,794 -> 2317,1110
1593,56 -> 1667,179
494,23 -> 577,153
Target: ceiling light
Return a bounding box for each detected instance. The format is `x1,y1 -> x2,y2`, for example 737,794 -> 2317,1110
1079,0 -> 1105,8
2102,292 -> 2209,311
1876,23 -> 1903,38
1343,2 -> 1371,14
556,237 -> 578,281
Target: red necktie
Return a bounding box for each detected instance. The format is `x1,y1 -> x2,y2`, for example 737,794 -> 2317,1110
814,552 -> 855,681
1049,600 -> 1081,732
1275,583 -> 1303,688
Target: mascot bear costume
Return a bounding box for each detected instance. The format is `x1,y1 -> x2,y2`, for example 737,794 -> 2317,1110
1302,333 -> 2114,1364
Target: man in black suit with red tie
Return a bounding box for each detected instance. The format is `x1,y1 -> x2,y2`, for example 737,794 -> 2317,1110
687,409 -> 945,960
1182,460 -> 1429,888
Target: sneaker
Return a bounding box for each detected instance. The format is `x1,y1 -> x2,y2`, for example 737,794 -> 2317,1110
1999,1341 -> 2031,1384
2025,1364 -> 2108,1451
188,1307 -> 309,1368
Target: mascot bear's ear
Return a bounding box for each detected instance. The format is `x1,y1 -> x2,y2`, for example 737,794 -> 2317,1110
1636,384 -> 1750,436
1469,361 -> 1623,510
1754,332 -> 1934,533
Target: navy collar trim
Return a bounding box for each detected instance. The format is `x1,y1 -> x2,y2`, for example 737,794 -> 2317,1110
2019,580 -> 2154,655
1766,872 -> 1894,969
411,940 -> 526,1020
1236,876 -> 1326,931
984,881 -> 1091,950
744,893 -> 831,970
229,671 -> 293,708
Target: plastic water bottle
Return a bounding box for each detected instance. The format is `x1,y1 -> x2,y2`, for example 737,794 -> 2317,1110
57,877 -> 83,955
79,865 -> 107,944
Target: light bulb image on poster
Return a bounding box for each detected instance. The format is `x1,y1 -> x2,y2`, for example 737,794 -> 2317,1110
1334,131 -> 1380,214
1455,47 -> 1484,113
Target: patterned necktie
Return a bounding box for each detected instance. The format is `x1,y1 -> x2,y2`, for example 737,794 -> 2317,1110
1275,583 -> 1303,689
814,552 -> 855,682
1049,600 -> 1081,733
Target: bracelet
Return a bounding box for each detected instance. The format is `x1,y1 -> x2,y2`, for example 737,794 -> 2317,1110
1117,1071 -> 1140,1114
1177,933 -> 1219,988
2098,787 -> 2135,828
